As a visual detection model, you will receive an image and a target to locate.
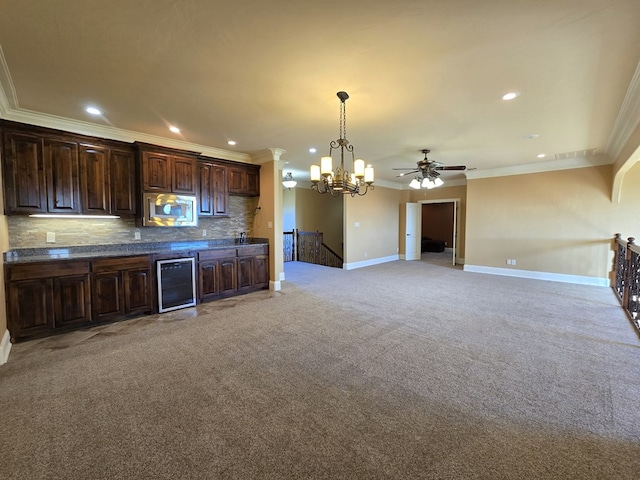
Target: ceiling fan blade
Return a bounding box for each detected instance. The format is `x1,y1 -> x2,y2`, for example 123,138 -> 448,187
434,165 -> 467,171
396,170 -> 419,177
392,167 -> 420,170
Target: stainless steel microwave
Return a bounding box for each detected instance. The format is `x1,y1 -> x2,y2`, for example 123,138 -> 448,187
142,193 -> 198,227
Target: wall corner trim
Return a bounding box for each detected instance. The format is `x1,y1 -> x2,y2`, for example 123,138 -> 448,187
0,329 -> 12,365
270,280 -> 282,291
462,265 -> 610,287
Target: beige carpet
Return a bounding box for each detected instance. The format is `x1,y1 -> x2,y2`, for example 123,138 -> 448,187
1,255 -> 639,479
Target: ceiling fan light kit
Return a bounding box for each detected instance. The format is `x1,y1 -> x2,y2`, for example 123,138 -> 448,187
394,149 -> 466,190
310,92 -> 374,197
282,172 -> 297,189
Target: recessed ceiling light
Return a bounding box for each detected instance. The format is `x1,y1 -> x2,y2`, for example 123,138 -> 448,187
227,140 -> 237,146
537,153 -> 546,158
525,134 -> 539,139
169,126 -> 180,133
309,147 -> 317,154
86,106 -> 102,115
502,92 -> 520,101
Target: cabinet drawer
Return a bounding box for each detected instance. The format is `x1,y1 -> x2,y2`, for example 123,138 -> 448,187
237,245 -> 268,256
198,248 -> 237,261
7,260 -> 90,281
92,255 -> 150,273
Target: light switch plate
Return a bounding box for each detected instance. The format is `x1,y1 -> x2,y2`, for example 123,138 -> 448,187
46,232 -> 55,243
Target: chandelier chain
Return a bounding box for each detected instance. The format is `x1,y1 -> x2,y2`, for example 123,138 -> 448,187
341,100 -> 346,141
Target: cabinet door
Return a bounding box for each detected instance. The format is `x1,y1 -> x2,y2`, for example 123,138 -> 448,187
142,151 -> 171,192
110,149 -> 137,216
246,167 -> 260,196
172,155 -> 196,194
80,144 -> 110,214
198,162 -> 214,216
92,271 -> 125,321
199,162 -> 229,217
219,258 -> 238,295
7,278 -> 54,340
227,166 -> 246,194
198,261 -> 220,299
212,165 -> 229,216
124,268 -> 151,313
237,257 -> 254,292
253,254 -> 269,288
45,138 -> 80,213
2,131 -> 47,213
53,274 -> 92,328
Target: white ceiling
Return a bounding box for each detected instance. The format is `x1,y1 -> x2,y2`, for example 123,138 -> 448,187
1,0 -> 640,187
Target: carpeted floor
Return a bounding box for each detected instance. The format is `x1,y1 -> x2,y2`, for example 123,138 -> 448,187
1,255 -> 639,479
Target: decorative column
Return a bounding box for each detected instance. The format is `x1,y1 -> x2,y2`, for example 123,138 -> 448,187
250,148 -> 286,291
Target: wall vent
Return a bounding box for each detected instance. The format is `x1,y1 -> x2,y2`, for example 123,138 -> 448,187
555,148 -> 597,160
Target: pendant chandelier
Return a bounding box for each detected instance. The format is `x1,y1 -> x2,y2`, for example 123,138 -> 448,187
310,91 -> 374,196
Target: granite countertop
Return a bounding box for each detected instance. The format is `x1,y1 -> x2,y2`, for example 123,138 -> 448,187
3,238 -> 269,264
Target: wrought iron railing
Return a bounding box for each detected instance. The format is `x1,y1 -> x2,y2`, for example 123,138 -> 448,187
613,234 -> 639,331
283,231 -> 296,262
283,229 -> 343,268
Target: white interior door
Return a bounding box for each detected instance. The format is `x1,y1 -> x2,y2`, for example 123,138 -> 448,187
405,202 -> 421,261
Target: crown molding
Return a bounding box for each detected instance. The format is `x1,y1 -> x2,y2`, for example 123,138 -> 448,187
0,45 -> 17,117
465,154 -> 611,180
606,59 -> 640,162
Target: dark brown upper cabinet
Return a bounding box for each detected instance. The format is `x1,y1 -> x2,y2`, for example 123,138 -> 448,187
198,159 -> 229,217
1,121 -> 137,216
80,144 -> 137,216
2,129 -> 81,215
2,130 -> 48,214
228,164 -> 260,196
137,143 -> 197,195
44,138 -> 80,213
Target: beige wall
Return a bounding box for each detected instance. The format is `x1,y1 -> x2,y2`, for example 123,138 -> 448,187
344,186 -> 401,266
251,159 -> 282,286
465,164 -> 640,280
294,187 -> 344,255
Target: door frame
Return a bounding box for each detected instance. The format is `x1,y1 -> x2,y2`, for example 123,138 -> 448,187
418,198 -> 461,265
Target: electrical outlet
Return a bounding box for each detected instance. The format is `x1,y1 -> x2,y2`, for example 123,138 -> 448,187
46,232 -> 55,243
202,229 -> 207,237
134,231 -> 141,240
364,252 -> 368,257
512,259 -> 517,266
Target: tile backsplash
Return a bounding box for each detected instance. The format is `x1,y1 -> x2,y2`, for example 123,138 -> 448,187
8,196 -> 259,249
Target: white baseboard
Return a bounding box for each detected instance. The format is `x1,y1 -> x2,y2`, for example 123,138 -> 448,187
344,254 -> 400,270
0,329 -> 11,365
269,280 -> 282,291
463,264 -> 610,287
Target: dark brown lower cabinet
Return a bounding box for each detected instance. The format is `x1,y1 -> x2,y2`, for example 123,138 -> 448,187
92,256 -> 152,321
198,248 -> 237,301
6,261 -> 91,341
198,245 -> 268,302
6,245 -> 267,342
53,274 -> 92,328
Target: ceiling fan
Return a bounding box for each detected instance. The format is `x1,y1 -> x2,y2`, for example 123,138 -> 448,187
393,149 -> 467,178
